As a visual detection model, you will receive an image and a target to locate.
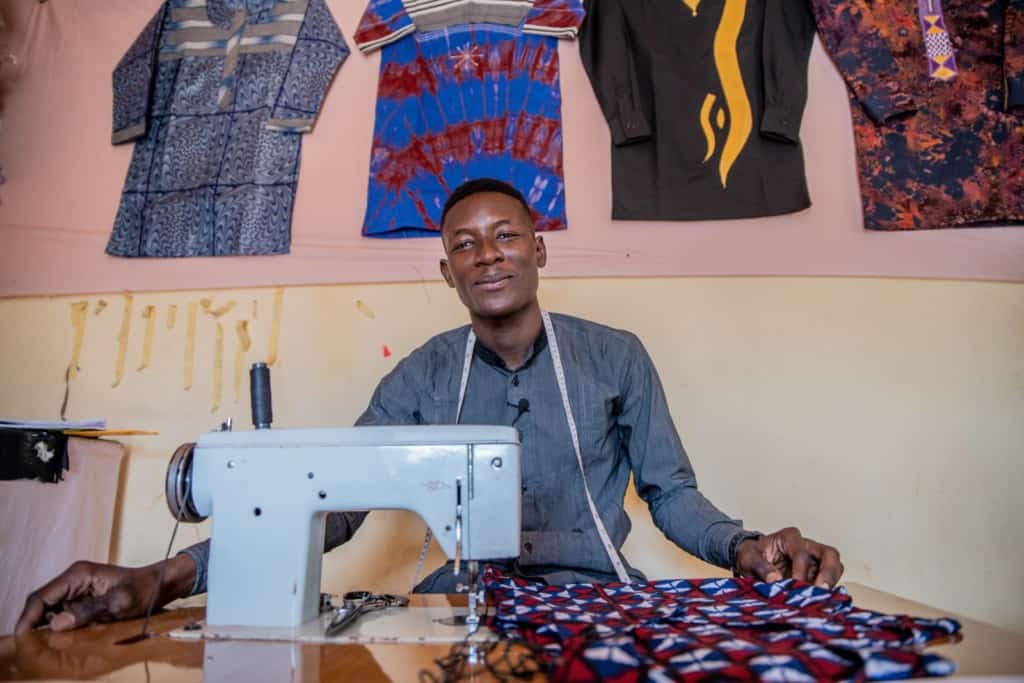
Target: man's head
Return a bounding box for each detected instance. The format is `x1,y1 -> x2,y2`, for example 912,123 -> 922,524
439,178 -> 547,323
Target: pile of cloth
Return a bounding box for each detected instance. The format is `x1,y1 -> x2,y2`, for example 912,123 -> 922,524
484,569 -> 960,681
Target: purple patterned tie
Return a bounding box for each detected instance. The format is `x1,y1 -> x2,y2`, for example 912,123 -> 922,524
917,0 -> 958,81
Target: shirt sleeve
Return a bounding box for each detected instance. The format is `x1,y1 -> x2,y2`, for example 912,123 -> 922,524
111,4 -> 168,145
353,0 -> 415,53
808,0 -> 917,125
266,0 -> 350,133
760,0 -> 817,144
177,540 -> 210,596
619,335 -> 753,569
522,0 -> 585,39
578,0 -> 652,146
1006,0 -> 1024,110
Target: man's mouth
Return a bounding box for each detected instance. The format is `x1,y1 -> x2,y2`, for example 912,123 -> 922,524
475,273 -> 513,290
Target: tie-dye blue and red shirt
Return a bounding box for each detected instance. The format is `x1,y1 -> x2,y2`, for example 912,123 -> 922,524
354,0 -> 583,237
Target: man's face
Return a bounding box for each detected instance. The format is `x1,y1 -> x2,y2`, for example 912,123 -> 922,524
439,191 -> 547,321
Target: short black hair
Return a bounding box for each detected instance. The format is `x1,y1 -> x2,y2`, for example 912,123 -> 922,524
440,178 -> 533,229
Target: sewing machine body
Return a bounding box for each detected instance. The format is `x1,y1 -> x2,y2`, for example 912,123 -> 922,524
182,425 -> 521,629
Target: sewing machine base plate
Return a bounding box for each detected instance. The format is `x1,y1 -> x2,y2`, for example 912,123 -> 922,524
167,606 -> 490,644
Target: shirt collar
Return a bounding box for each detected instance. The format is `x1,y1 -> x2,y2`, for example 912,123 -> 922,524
474,326 -> 549,373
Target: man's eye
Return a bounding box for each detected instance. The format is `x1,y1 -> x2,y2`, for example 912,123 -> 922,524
497,231 -> 518,240
453,240 -> 472,251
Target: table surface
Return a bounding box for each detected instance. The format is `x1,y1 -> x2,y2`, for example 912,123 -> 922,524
1,583 -> 1021,682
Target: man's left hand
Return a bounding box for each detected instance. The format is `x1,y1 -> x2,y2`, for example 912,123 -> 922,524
735,527 -> 843,589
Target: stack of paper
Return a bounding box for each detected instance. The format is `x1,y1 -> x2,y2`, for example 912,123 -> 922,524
0,418 -> 107,431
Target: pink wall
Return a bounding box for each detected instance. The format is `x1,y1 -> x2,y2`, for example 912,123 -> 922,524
0,0 -> 1021,297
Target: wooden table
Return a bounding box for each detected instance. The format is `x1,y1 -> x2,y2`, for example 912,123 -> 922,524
1,584 -> 1021,681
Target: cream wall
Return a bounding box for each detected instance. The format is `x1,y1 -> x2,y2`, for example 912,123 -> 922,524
0,277 -> 1022,635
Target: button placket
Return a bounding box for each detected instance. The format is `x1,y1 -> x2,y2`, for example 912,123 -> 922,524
507,374 -> 527,409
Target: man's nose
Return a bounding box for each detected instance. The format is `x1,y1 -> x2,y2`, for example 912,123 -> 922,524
475,239 -> 503,264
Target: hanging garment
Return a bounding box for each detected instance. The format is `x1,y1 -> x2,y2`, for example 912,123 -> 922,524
107,0 -> 348,257
811,0 -> 1024,230
353,0 -> 583,238
579,0 -> 817,221
486,569 -> 961,681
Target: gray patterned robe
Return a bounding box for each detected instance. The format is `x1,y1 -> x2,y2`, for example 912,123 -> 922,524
108,0 -> 348,257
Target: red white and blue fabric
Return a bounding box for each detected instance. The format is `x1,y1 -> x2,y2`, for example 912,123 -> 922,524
484,569 -> 960,682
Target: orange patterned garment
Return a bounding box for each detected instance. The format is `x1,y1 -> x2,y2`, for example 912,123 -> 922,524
811,0 -> 1024,230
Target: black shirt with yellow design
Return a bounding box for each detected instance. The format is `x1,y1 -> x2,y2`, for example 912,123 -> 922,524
580,0 -> 816,221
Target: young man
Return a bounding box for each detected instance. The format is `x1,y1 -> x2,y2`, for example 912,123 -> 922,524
16,179 -> 842,634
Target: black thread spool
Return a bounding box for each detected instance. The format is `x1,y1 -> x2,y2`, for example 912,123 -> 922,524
250,362 -> 273,429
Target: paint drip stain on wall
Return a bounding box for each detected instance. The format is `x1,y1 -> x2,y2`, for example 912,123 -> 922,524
61,290 -> 285,411
267,287 -> 284,366
212,321 -> 224,412
355,299 -> 376,319
138,305 -> 156,372
111,294 -> 133,388
206,300 -> 237,319
184,302 -> 198,391
68,301 -> 88,381
235,319 -> 251,402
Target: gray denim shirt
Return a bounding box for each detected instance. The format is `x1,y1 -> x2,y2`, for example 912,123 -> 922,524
180,313 -> 755,594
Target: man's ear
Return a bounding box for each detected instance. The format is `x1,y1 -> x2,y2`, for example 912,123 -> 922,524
535,235 -> 547,269
439,259 -> 456,288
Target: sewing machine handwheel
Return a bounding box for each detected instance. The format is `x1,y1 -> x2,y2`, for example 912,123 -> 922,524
165,443 -> 206,523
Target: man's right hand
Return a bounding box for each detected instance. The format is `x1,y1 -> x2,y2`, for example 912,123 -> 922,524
14,554 -> 196,635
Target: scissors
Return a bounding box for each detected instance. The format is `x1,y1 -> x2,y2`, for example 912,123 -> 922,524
325,591 -> 409,637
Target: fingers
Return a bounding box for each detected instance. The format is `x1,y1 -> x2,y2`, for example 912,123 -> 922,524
810,543 -> 844,590
788,534 -> 843,589
49,595 -> 109,632
735,536 -> 784,583
15,562 -> 95,635
759,528 -> 846,590
753,557 -> 784,584
14,592 -> 49,635
743,542 -> 784,583
775,527 -> 817,583
789,546 -> 816,583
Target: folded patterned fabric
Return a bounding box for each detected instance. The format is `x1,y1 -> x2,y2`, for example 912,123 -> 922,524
484,569 -> 960,682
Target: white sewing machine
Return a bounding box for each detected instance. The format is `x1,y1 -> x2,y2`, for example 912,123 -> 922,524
163,366 -> 521,644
